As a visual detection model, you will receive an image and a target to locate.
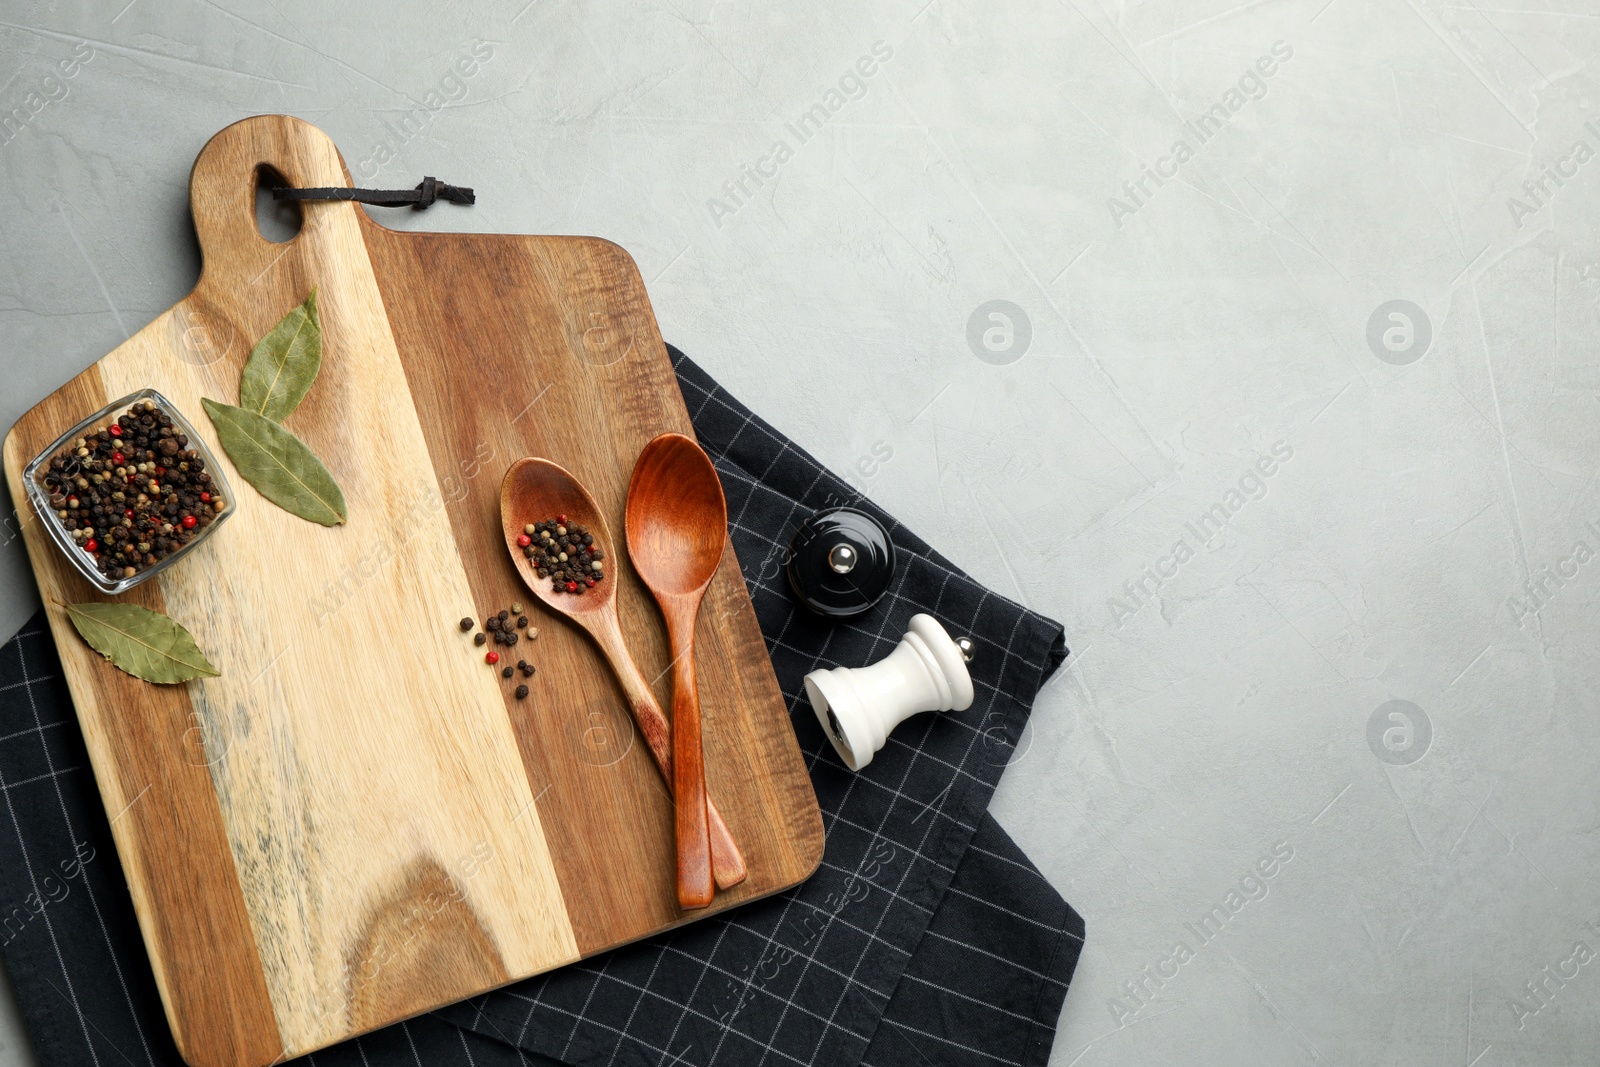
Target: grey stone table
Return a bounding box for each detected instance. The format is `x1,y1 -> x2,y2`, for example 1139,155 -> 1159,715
2,1 -> 1597,1064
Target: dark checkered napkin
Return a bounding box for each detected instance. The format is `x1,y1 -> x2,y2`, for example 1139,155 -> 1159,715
0,349 -> 1081,1067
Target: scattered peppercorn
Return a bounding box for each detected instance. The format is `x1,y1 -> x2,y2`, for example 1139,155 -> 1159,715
462,603 -> 541,686
515,684 -> 529,699
38,398 -> 225,584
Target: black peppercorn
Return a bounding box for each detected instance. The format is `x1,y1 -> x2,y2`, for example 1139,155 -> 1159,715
502,666 -> 513,678
517,616 -> 529,628
474,633 -> 487,646
515,685 -> 528,699
459,617 -> 473,631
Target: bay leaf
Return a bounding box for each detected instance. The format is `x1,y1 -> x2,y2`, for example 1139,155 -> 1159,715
202,398 -> 347,526
65,602 -> 219,684
239,288 -> 321,423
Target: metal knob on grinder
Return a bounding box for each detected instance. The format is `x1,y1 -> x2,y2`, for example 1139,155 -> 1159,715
786,507 -> 895,618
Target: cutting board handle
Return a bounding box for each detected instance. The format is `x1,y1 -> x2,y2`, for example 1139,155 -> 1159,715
189,115 -> 355,279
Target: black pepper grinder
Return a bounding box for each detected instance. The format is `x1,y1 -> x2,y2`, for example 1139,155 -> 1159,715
786,507 -> 896,618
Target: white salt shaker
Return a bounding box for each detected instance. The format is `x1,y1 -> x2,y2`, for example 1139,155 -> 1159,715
803,613 -> 975,770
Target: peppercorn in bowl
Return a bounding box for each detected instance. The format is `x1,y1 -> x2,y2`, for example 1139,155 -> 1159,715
22,389 -> 234,595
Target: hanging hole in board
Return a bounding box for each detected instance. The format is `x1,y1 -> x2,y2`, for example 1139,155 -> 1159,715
254,164 -> 302,244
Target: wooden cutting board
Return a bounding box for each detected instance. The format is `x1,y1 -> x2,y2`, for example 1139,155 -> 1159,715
0,115 -> 823,1067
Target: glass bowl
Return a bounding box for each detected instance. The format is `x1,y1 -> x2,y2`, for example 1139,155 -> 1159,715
22,389 -> 234,595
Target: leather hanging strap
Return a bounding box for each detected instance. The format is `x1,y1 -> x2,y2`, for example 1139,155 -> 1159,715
272,176 -> 474,210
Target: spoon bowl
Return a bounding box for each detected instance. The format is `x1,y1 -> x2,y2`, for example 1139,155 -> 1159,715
500,457 -> 616,619
626,434 -> 728,596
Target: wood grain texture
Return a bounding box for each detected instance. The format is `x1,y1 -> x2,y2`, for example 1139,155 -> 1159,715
2,370 -> 285,1067
1,115 -> 824,1067
367,222 -> 824,955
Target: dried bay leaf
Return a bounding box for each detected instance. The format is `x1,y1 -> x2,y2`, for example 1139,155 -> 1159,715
202,398 -> 347,526
65,602 -> 219,683
239,288 -> 321,423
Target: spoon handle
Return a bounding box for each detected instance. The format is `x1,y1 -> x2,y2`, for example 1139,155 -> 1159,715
667,608 -> 713,909
589,615 -> 748,891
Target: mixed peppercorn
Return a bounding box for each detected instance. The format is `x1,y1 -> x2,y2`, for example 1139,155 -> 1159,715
41,399 -> 226,584
518,515 -> 604,594
460,602 -> 537,699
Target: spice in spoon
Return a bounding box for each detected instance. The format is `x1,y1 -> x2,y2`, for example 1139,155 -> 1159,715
521,515 -> 605,595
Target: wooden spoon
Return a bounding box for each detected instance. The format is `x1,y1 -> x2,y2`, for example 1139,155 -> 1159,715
499,458 -> 747,895
625,433 -> 728,910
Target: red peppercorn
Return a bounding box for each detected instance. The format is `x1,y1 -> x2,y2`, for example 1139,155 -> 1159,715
557,514 -> 567,524
485,651 -> 500,664
182,515 -> 197,530
125,509 -> 134,518
112,451 -> 126,465
108,425 -> 122,437
565,581 -> 578,593
84,539 -> 98,553
584,577 -> 595,587
517,534 -> 532,547
200,492 -> 211,503
155,466 -> 166,477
